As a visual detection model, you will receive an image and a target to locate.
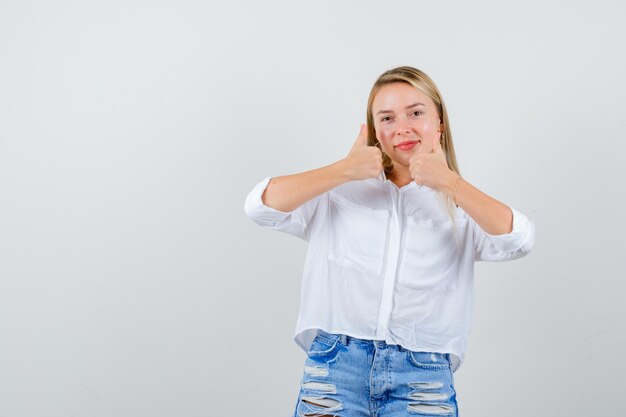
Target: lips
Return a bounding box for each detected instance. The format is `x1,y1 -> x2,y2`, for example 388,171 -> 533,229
395,140 -> 420,151
396,140 -> 419,146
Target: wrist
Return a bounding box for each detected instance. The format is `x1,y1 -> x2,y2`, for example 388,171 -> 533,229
441,170 -> 460,197
330,158 -> 354,183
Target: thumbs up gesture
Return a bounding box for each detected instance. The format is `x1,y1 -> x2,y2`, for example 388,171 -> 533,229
408,131 -> 452,190
341,124 -> 384,181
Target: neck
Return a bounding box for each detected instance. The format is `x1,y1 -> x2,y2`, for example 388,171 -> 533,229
388,164 -> 413,188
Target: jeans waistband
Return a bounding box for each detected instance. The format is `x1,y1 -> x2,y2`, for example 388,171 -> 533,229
318,329 -> 405,350
317,329 -> 451,363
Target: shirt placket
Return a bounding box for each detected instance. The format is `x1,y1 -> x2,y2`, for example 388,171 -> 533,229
374,184 -> 404,340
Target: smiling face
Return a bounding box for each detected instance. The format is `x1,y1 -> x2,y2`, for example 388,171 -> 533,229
372,82 -> 443,168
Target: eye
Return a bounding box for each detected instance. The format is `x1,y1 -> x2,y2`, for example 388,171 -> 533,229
380,116 -> 392,122
411,110 -> 422,117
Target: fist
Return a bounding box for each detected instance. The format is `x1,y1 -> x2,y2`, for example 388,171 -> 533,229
408,131 -> 451,190
342,124 -> 384,181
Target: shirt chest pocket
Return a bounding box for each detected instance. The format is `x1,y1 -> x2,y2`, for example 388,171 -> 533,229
327,194 -> 389,277
398,216 -> 467,290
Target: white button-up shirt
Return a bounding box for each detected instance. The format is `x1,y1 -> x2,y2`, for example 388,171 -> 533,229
244,170 -> 535,373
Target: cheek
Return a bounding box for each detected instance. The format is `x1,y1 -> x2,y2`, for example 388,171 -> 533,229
376,127 -> 394,145
377,132 -> 395,153
421,119 -> 439,133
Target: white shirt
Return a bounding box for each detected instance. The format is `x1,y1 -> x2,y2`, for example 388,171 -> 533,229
243,170 -> 535,373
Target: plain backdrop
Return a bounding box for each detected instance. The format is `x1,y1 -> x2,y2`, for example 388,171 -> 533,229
1,0 -> 625,416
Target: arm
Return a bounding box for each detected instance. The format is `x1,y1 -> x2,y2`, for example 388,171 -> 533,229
244,123 -> 383,240
243,160 -> 353,241
243,176 -> 322,241
441,172 -> 512,235
261,123 -> 382,212
261,160 -> 352,212
407,137 -> 534,261
441,172 -> 536,261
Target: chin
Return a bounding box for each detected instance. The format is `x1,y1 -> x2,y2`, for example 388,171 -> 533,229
392,157 -> 410,168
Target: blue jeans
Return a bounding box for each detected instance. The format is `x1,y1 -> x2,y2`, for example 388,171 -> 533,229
292,330 -> 459,417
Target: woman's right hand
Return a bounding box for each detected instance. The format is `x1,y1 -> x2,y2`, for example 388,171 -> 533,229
256,124 -> 379,213
340,124 -> 384,181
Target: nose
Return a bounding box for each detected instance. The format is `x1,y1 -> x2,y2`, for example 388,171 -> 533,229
395,120 -> 411,135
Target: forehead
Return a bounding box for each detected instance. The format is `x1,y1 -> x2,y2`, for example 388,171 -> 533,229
372,82 -> 435,111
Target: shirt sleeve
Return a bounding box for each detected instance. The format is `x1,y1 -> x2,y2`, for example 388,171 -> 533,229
243,176 -> 327,241
472,206 -> 536,262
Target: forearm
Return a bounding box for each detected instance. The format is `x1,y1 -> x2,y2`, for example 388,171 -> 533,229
262,160 -> 352,212
441,171 -> 513,235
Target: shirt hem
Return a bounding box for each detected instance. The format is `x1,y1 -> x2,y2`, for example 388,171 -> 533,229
294,326 -> 464,373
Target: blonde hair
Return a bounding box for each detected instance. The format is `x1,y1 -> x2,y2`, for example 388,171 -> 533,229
365,66 -> 462,227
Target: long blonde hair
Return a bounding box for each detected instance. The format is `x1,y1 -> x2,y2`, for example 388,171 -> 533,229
366,66 -> 462,224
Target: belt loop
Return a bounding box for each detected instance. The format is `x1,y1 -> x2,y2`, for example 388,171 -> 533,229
340,334 -> 348,345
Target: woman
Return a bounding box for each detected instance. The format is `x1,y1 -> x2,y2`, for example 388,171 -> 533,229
244,66 -> 535,417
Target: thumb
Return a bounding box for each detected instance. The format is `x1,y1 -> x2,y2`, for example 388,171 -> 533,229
352,123 -> 368,149
433,136 -> 444,154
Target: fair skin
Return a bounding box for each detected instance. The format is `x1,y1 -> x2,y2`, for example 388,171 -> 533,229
370,82 -> 513,235
261,82 -> 513,235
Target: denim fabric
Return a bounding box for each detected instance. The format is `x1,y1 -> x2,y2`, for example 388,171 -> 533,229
292,330 -> 459,417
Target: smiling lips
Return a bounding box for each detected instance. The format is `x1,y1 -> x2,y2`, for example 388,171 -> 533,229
395,140 -> 420,151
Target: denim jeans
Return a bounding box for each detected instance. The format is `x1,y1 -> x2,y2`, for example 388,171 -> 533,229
292,330 -> 459,417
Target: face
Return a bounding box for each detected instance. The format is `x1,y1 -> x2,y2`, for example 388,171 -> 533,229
372,82 -> 442,167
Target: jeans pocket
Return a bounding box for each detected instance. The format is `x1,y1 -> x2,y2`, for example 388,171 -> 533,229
407,350 -> 451,370
307,330 -> 342,361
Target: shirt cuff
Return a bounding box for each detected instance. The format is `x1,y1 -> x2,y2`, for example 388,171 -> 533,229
244,176 -> 294,224
480,206 -> 535,253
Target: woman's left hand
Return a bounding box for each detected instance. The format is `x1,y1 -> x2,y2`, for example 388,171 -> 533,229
408,131 -> 454,190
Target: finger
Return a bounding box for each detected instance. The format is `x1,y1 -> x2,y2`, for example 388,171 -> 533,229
352,123 -> 368,148
423,133 -> 441,154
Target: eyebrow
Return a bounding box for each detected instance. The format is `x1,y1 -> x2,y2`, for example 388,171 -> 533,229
376,102 -> 425,115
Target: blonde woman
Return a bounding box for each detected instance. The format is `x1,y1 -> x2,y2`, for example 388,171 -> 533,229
244,66 -> 535,417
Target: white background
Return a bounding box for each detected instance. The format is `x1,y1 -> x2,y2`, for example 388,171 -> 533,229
1,1 -> 624,416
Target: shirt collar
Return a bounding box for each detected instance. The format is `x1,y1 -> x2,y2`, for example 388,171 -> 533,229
380,169 -> 422,192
